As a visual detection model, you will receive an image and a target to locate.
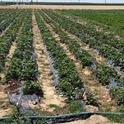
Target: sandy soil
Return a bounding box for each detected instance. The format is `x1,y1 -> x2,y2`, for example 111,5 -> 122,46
42,17 -> 117,112
0,5 -> 124,10
0,85 -> 12,116
32,14 -> 66,112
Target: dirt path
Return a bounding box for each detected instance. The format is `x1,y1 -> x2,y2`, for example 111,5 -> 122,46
42,17 -> 117,112
0,85 -> 12,116
32,14 -> 65,112
0,5 -> 124,10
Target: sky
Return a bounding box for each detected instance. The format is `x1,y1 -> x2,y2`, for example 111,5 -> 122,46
1,0 -> 124,3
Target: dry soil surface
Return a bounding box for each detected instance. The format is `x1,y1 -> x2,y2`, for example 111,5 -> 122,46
0,5 -> 124,9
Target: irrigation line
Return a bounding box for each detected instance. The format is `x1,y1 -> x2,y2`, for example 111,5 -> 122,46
0,112 -> 124,122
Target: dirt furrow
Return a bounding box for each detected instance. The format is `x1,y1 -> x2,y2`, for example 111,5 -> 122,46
32,14 -> 65,112
42,17 -> 117,112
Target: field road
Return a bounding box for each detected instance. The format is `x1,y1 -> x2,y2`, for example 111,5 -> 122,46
0,5 -> 124,9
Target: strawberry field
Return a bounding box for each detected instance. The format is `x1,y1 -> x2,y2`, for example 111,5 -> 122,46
0,9 -> 124,123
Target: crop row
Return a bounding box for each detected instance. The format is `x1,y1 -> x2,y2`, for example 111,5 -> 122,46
35,11 -> 96,104
43,10 -> 124,72
0,11 -> 25,72
6,10 -> 43,96
40,10 -> 124,106
56,10 -> 124,54
0,9 -> 14,23
58,10 -> 124,37
0,9 -> 21,33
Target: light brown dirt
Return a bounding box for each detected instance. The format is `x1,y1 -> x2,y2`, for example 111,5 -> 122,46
0,86 -> 8,99
0,5 -> 124,10
0,108 -> 11,117
0,85 -> 12,116
32,14 -> 66,112
42,17 -> 117,112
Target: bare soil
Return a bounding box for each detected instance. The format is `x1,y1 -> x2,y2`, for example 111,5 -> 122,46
32,14 -> 66,112
0,5 -> 124,10
0,85 -> 12,116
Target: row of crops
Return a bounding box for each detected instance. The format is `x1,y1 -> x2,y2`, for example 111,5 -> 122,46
40,10 -> 124,106
0,9 -> 24,72
0,9 -> 22,34
0,9 -> 43,114
0,9 -> 124,123
59,10 -> 124,37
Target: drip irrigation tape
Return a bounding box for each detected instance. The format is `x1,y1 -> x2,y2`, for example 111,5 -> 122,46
0,112 -> 124,122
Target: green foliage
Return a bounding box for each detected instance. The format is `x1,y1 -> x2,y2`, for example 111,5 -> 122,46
23,81 -> 43,96
44,10 -> 124,70
6,11 -> 38,81
68,100 -> 85,113
96,64 -> 119,85
111,88 -> 124,105
40,10 -> 124,107
41,10 -> 123,88
60,10 -> 124,37
0,10 -> 24,72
